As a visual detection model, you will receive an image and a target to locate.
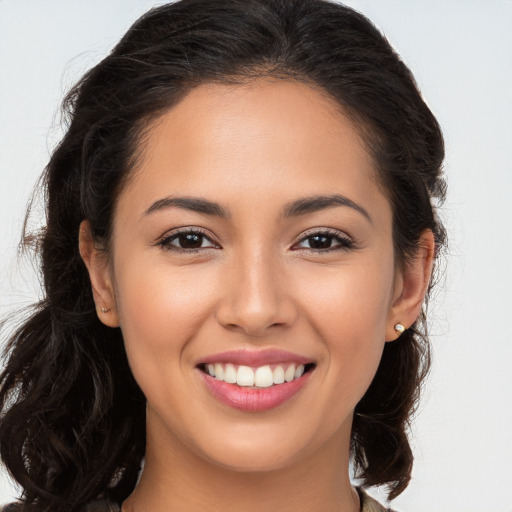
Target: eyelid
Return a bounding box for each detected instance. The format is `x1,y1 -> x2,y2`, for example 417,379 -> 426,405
291,227 -> 355,251
154,226 -> 355,253
155,226 -> 221,251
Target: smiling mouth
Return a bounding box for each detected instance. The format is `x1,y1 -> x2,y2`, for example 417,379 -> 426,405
198,362 -> 316,388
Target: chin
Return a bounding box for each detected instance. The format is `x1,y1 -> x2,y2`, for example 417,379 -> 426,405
188,420 -> 335,475
203,447 -> 302,474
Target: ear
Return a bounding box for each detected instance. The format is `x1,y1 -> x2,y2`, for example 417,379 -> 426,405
78,220 -> 120,327
386,229 -> 435,341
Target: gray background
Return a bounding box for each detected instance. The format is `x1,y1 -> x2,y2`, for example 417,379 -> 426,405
1,1 -> 511,510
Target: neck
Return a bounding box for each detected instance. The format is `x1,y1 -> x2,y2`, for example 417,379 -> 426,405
123,416 -> 360,512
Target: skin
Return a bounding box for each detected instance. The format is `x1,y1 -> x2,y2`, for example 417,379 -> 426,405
80,79 -> 434,512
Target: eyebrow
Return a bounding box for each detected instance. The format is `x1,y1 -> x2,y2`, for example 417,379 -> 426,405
283,194 -> 372,223
143,196 -> 231,218
143,194 -> 371,223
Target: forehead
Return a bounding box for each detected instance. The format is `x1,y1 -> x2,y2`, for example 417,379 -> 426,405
119,79 -> 387,218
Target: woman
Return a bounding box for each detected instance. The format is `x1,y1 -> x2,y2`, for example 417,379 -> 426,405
0,0 -> 445,511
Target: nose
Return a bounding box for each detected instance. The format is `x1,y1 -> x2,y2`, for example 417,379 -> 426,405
215,249 -> 298,337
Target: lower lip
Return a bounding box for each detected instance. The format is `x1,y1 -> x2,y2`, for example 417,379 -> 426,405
199,370 -> 313,412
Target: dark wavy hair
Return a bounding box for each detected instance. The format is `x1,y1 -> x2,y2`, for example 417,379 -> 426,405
0,1 -> 446,510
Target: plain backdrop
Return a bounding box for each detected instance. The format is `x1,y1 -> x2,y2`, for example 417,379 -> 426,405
1,1 -> 511,511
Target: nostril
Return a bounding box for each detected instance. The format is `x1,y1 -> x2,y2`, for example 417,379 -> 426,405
215,287 -> 299,336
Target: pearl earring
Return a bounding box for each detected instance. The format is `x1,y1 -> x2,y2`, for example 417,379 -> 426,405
394,323 -> 405,335
100,307 -> 110,313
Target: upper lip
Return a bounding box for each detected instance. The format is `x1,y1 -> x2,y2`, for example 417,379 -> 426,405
197,349 -> 313,367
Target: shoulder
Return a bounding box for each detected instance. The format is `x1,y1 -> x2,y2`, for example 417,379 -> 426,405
0,499 -> 121,512
359,488 -> 399,512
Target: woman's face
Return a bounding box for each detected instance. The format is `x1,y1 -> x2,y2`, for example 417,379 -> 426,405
93,79 -> 408,471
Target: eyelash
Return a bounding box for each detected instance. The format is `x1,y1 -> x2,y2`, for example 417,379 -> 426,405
156,228 -> 355,254
157,227 -> 219,253
291,228 -> 355,253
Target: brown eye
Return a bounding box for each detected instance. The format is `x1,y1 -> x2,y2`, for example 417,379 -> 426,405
158,230 -> 218,252
294,230 -> 354,252
307,235 -> 333,249
176,233 -> 205,249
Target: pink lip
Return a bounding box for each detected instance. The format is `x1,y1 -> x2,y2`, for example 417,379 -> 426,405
198,349 -> 311,367
199,370 -> 313,412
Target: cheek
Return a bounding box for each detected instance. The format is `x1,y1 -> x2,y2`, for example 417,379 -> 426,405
296,257 -> 394,397
299,255 -> 394,339
112,254 -> 218,375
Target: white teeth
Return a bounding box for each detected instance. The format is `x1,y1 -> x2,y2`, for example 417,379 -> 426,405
224,363 -> 237,384
272,365 -> 285,384
237,365 -> 255,386
254,365 -> 273,388
205,362 -> 311,387
214,363 -> 224,381
284,364 -> 296,382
